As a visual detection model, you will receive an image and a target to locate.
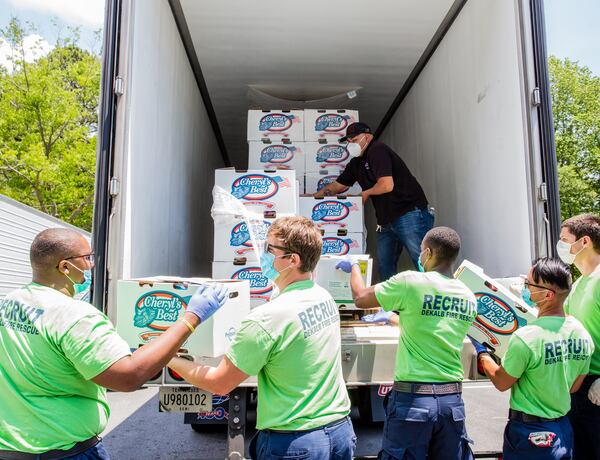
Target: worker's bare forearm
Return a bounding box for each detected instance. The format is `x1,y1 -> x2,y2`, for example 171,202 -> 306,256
314,181 -> 345,198
168,358 -> 223,393
350,265 -> 380,309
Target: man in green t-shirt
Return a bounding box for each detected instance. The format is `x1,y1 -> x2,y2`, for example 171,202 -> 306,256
169,216 -> 354,460
558,214 -> 600,459
473,257 -> 593,460
337,226 -> 477,460
0,228 -> 226,459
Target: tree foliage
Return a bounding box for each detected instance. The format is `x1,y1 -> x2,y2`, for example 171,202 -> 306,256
0,19 -> 100,230
549,56 -> 600,220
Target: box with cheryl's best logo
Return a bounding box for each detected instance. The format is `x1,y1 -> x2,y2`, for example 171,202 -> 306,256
247,110 -> 304,142
215,168 -> 297,214
299,196 -> 363,233
248,142 -> 305,176
304,172 -> 362,195
314,255 -> 373,309
116,277 -> 250,357
304,142 -> 353,173
454,260 -> 537,359
304,109 -> 359,142
320,232 -> 364,256
212,261 -> 272,309
213,213 -> 294,262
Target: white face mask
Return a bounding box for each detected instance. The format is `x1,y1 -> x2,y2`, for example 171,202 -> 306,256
556,238 -> 584,265
347,142 -> 362,158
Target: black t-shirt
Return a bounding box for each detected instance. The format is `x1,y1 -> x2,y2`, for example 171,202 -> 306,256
337,140 -> 428,225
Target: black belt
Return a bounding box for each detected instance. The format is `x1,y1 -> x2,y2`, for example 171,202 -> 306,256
508,409 -> 561,424
265,416 -> 349,434
393,381 -> 462,395
0,436 -> 100,460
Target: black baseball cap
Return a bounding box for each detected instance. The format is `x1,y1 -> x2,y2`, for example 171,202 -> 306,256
339,122 -> 372,142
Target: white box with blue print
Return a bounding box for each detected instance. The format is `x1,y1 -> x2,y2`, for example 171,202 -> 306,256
299,195 -> 363,233
247,110 -> 304,142
248,141 -> 306,177
454,260 -> 537,359
212,261 -> 272,310
115,277 -> 250,358
304,109 -> 359,142
304,171 -> 362,195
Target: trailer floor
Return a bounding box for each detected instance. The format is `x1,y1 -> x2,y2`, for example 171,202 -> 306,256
102,383 -> 507,459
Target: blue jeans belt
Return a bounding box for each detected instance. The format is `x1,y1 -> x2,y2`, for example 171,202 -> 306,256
0,436 -> 100,460
393,381 -> 462,395
508,409 -> 561,424
264,416 -> 348,434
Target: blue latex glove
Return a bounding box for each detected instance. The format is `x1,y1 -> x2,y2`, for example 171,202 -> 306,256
361,309 -> 393,324
335,260 -> 359,274
186,284 -> 228,323
468,335 -> 488,356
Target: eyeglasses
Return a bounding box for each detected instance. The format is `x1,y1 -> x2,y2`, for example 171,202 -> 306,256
520,276 -> 555,293
263,242 -> 293,257
64,253 -> 95,264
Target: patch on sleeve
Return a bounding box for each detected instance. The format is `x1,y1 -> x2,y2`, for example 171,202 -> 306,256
528,431 -> 556,448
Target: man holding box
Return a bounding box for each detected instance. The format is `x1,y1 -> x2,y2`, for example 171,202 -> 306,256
169,216 -> 354,460
0,228 -> 225,460
337,226 -> 476,459
557,214 -> 600,459
314,121 -> 433,280
473,257 -> 593,460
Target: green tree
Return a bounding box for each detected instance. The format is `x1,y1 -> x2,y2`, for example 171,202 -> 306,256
549,56 -> 600,219
0,19 -> 100,230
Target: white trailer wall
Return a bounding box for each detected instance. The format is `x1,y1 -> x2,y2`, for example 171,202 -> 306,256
107,0 -> 222,294
379,0 -> 534,277
0,195 -> 90,298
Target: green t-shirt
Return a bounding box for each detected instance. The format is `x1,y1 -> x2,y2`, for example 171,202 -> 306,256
503,316 -> 593,418
0,283 -> 131,453
374,271 -> 477,383
564,266 -> 600,375
226,280 -> 350,430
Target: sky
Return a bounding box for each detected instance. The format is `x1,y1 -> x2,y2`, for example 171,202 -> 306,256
0,0 -> 598,74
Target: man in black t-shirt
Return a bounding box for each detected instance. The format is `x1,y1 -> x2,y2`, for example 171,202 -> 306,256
314,122 -> 433,280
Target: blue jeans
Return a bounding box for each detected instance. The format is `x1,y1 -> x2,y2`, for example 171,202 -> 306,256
250,417 -> 356,460
503,417 -> 573,460
568,375 -> 600,459
13,441 -> 111,460
376,208 -> 434,281
379,390 -> 473,460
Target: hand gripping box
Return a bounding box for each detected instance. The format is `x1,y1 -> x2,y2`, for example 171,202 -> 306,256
304,142 -> 352,173
314,255 -> 373,310
299,196 -> 363,232
454,260 -> 537,359
304,109 -> 359,142
321,232 -> 364,256
215,168 -> 297,214
212,261 -> 273,309
116,277 -> 250,357
304,172 -> 362,195
247,110 -> 304,142
248,141 -> 305,177
213,213 -> 294,262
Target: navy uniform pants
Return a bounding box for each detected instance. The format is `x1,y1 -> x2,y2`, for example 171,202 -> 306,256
569,374 -> 600,459
378,390 -> 473,460
503,416 -> 573,460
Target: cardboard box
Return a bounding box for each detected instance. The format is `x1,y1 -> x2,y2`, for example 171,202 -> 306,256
321,232 -> 364,256
304,109 -> 359,142
314,255 -> 373,309
454,260 -> 537,359
304,172 -> 362,195
212,261 -> 273,309
116,277 -> 250,357
248,141 -> 305,176
299,196 -> 363,232
213,213 -> 294,262
304,142 -> 352,173
247,110 -> 304,142
215,168 -> 297,214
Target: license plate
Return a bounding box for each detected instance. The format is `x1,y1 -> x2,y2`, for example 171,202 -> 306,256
159,387 -> 212,413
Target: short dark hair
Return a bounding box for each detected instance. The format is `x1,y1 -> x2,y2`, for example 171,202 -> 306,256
423,226 -> 461,264
268,216 -> 322,273
531,257 -> 572,292
561,214 -> 600,253
30,228 -> 84,271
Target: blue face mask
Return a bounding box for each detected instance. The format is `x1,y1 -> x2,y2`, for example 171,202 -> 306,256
521,285 -> 537,308
259,252 -> 280,281
65,263 -> 92,299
